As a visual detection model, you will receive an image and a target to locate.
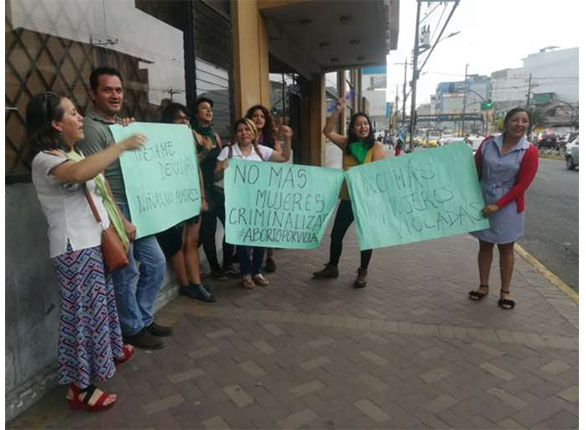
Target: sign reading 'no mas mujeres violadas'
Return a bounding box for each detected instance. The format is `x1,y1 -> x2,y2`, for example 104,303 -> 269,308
112,122 -> 200,239
224,159 -> 344,249
345,143 -> 489,250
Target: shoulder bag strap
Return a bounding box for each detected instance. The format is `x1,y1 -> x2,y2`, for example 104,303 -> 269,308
83,184 -> 103,226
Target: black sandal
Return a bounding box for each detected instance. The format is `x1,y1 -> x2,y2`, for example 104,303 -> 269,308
468,285 -> 489,301
498,289 -> 515,310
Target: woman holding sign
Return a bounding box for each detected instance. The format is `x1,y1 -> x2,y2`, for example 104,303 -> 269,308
26,92 -> 145,411
155,103 -> 215,303
245,104 -> 294,273
215,118 -> 291,289
313,98 -> 386,288
469,108 -> 538,310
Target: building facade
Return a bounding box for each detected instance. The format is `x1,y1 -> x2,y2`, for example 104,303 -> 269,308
490,67 -> 529,114
523,47 -> 579,104
360,65 -> 388,134
5,0 -> 400,419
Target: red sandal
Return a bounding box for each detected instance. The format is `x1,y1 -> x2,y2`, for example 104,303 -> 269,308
68,384 -> 117,412
115,344 -> 135,366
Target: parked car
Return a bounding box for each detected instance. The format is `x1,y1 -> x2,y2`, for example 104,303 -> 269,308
565,136 -> 579,170
558,131 -> 579,150
444,137 -> 466,146
538,133 -> 558,150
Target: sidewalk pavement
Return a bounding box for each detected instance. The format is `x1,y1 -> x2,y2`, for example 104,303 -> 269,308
7,228 -> 578,429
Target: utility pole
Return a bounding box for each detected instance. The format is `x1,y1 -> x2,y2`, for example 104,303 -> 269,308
408,0 -> 460,150
394,84 -> 399,136
526,73 -> 533,108
401,58 -> 408,134
408,0 -> 422,150
461,63 -> 468,137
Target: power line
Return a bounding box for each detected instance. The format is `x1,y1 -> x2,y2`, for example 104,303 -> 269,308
420,2 -> 442,23
429,3 -> 448,43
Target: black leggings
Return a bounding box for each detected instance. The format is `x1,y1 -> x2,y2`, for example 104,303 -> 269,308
199,185 -> 235,270
329,199 -> 372,269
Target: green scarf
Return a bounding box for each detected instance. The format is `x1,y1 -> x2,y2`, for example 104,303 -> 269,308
194,124 -> 218,146
348,141 -> 369,164
67,151 -> 129,248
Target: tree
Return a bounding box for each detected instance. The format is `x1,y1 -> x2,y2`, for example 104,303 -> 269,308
528,107 -> 548,130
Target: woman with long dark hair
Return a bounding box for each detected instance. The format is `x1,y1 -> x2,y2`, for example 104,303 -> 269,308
191,97 -> 238,280
245,104 -> 293,273
313,98 -> 386,288
27,92 -> 144,411
468,107 -> 538,309
156,103 -> 214,302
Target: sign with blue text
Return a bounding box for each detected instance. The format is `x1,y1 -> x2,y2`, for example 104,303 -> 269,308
111,122 -> 200,239
224,159 -> 344,249
345,144 -> 489,250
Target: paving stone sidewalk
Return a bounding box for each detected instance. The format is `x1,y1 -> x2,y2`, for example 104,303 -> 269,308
8,230 -> 578,429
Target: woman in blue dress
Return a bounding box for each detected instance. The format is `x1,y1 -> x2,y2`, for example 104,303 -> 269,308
469,108 -> 539,309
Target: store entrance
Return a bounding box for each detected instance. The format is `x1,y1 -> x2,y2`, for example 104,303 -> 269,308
268,55 -> 307,164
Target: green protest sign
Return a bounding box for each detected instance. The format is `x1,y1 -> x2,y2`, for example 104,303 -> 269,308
345,143 -> 489,250
224,159 -> 344,249
111,122 -> 200,239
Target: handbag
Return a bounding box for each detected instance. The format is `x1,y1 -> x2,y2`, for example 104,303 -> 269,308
83,184 -> 129,272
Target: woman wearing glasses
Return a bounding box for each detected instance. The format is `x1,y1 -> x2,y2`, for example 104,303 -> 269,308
27,92 -> 144,411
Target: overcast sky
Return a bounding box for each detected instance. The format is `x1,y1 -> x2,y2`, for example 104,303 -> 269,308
386,0 -> 582,106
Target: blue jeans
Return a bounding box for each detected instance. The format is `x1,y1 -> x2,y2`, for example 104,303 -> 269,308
237,246 -> 265,276
112,203 -> 166,337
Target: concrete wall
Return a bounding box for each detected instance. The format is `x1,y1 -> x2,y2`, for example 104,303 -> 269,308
5,183 -> 181,421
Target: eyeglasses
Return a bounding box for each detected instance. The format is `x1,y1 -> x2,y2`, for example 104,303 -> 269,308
43,91 -> 59,119
173,114 -> 190,123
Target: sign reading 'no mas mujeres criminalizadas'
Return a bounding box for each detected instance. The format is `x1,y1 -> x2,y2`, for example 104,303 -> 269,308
345,143 -> 489,250
112,122 -> 200,239
225,159 -> 344,249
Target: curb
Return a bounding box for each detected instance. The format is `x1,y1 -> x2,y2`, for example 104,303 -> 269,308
514,243 -> 578,304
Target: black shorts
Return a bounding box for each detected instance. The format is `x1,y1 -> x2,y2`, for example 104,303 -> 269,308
156,216 -> 200,258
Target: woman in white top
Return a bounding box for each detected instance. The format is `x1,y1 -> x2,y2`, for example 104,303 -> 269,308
27,92 -> 144,412
214,118 -> 290,289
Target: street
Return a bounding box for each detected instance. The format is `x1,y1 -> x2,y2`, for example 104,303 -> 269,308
518,158 -> 579,292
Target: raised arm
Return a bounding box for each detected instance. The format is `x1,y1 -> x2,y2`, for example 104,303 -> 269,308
371,141 -> 386,161
323,98 -> 348,150
269,125 -> 293,162
51,134 -> 146,183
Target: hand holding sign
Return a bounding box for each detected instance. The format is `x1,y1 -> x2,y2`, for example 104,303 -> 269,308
119,133 -> 147,151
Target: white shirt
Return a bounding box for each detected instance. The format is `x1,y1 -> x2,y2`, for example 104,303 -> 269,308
32,150 -> 110,258
217,144 -> 273,162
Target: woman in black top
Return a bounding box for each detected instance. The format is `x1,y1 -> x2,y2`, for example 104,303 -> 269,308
193,97 -> 237,279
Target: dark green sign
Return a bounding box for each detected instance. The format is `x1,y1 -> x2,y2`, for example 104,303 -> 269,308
480,102 -> 493,111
